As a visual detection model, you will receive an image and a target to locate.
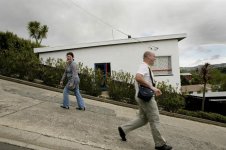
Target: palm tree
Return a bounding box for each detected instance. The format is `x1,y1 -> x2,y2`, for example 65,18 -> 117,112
200,63 -> 211,111
27,21 -> 48,46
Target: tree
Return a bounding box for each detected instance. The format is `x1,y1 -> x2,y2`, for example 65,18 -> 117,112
181,75 -> 190,85
200,63 -> 211,111
190,69 -> 202,85
27,21 -> 48,46
0,31 -> 40,79
221,77 -> 226,91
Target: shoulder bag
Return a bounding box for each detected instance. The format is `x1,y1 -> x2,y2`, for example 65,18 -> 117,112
137,67 -> 155,102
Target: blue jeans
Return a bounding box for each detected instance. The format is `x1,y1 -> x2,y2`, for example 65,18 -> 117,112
62,78 -> 85,108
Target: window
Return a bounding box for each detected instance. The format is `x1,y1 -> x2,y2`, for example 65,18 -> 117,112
94,63 -> 111,76
152,56 -> 172,76
94,63 -> 111,89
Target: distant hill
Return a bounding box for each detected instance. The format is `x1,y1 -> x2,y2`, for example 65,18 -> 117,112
180,63 -> 226,72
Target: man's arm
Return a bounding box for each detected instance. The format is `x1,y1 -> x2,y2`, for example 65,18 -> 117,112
135,73 -> 151,88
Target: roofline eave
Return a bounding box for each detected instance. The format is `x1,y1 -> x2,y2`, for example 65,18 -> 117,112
34,33 -> 187,53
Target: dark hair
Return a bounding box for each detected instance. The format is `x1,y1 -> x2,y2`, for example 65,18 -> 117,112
66,52 -> 74,58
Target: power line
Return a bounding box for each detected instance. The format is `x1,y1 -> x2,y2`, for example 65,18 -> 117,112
70,0 -> 130,37
69,0 -> 158,50
112,29 -> 115,40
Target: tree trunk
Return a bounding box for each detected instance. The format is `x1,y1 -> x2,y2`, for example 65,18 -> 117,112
201,83 -> 206,111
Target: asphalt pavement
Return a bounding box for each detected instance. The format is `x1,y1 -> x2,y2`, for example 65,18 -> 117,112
0,79 -> 226,150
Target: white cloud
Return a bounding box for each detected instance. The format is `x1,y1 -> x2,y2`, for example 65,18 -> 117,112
1,0 -> 226,66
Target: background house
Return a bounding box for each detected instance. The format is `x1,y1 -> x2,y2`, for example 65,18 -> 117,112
34,33 -> 186,90
185,91 -> 226,115
180,72 -> 192,81
181,84 -> 212,94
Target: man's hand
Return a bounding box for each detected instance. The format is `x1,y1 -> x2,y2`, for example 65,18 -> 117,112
136,73 -> 162,96
152,87 -> 162,96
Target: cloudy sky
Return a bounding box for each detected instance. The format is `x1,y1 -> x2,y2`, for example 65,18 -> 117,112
0,0 -> 226,67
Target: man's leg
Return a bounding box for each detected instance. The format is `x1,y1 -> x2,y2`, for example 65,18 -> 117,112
145,98 -> 166,147
119,106 -> 148,141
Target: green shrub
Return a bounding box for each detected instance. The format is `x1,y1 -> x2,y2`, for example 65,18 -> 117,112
41,66 -> 63,87
78,63 -> 102,96
107,71 -> 136,104
156,81 -> 185,112
178,109 -> 226,123
0,31 -> 40,80
39,58 -> 65,87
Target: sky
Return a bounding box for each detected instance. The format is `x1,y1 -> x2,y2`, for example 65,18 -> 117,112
0,0 -> 226,67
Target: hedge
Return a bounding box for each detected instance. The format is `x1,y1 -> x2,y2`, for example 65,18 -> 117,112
178,109 -> 226,123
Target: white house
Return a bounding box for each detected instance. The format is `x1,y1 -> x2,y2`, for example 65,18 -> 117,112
34,33 -> 186,90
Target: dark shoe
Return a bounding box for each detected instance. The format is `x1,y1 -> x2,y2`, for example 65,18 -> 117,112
60,105 -> 69,109
76,107 -> 85,111
118,126 -> 126,141
155,144 -> 172,150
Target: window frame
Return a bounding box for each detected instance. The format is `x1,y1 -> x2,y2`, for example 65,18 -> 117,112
152,56 -> 173,76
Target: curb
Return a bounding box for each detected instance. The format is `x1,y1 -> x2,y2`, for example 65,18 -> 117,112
160,111 -> 226,127
0,75 -> 225,128
0,137 -> 52,150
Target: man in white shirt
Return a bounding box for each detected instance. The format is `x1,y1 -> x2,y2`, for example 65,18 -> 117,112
118,51 -> 172,150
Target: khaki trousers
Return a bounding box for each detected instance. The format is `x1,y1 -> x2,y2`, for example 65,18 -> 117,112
121,96 -> 166,147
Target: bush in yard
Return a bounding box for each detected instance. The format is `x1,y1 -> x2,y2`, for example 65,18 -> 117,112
0,31 -> 40,80
39,58 -> 65,87
78,63 -> 102,96
156,81 -> 185,112
107,71 -> 136,104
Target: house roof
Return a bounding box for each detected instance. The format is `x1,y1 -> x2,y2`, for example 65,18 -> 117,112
34,33 -> 186,53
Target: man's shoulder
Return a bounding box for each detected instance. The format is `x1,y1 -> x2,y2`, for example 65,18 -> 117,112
138,63 -> 148,69
137,63 -> 149,74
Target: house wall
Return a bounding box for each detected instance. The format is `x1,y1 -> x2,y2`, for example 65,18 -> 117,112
38,39 -> 181,90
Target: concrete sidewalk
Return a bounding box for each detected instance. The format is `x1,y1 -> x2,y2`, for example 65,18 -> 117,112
0,79 -> 226,150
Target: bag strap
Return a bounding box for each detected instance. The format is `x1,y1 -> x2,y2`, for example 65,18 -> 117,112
148,67 -> 155,87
